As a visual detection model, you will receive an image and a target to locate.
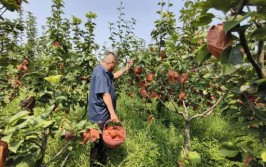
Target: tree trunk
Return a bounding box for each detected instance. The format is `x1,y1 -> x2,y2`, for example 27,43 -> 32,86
184,120 -> 191,156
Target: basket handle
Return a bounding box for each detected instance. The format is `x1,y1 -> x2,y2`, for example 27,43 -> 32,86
103,119 -> 124,129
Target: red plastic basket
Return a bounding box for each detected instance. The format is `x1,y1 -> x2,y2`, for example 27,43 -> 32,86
102,120 -> 126,148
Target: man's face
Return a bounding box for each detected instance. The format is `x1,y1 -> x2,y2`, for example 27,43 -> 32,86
104,58 -> 117,72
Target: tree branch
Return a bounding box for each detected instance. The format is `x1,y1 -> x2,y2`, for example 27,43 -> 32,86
157,97 -> 185,118
0,8 -> 7,18
230,0 -> 246,16
0,6 -> 5,13
182,100 -> 189,120
158,80 -> 185,118
24,140 -> 43,152
237,0 -> 247,14
43,138 -> 75,167
255,22 -> 265,75
189,95 -> 223,121
257,40 -> 264,71
60,150 -> 71,167
239,30 -> 263,79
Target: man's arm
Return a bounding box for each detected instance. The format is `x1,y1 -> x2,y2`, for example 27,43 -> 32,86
113,67 -> 126,79
113,60 -> 133,79
102,92 -> 118,122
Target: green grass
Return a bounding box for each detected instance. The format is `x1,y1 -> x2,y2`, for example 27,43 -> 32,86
42,92 -> 259,167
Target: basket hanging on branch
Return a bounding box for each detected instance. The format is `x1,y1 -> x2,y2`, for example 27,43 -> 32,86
206,23 -> 233,59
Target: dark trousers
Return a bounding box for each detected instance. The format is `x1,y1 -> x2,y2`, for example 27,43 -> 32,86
90,123 -> 107,166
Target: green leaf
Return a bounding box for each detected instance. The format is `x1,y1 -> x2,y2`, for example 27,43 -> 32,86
256,6 -> 266,19
76,120 -> 87,129
46,104 -> 56,113
34,117 -> 53,128
223,12 -> 252,31
207,0 -> 239,13
1,134 -> 12,143
220,142 -> 239,157
196,44 -> 212,64
16,119 -> 31,129
194,13 -> 215,27
221,46 -> 243,75
16,162 -> 31,167
9,139 -> 24,153
89,61 -> 93,67
247,0 -> 266,6
40,120 -> 53,128
241,143 -> 256,156
86,12 -> 97,19
8,111 -> 30,126
196,1 -> 212,13
72,16 -> 82,25
54,96 -> 68,103
253,77 -> 266,86
221,142 -> 238,150
188,151 -> 201,164
5,127 -> 17,135
44,75 -> 63,85
68,146 -> 73,151
246,99 -> 266,122
220,149 -> 239,157
261,150 -> 266,162
250,27 -> 266,40
240,83 -> 258,93
228,122 -> 247,130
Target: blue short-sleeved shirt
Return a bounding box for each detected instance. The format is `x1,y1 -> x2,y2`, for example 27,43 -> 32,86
88,64 -> 116,123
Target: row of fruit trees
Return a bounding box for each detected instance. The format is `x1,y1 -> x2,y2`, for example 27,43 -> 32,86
0,0 -> 266,166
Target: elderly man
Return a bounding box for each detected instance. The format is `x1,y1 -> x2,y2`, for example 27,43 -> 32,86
88,52 -> 132,166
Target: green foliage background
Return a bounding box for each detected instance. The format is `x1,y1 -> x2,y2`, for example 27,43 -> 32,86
0,0 -> 266,166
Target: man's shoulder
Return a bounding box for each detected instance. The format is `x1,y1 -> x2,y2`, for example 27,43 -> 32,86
92,65 -> 108,78
93,64 -> 104,74
94,64 -> 102,70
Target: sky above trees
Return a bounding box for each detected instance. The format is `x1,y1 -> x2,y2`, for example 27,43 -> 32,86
5,0 -> 183,46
